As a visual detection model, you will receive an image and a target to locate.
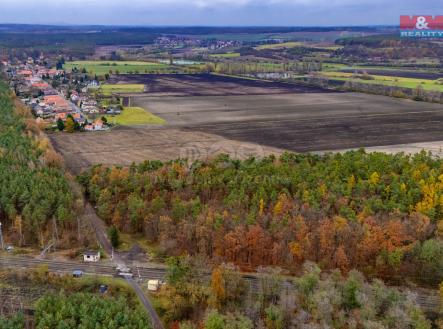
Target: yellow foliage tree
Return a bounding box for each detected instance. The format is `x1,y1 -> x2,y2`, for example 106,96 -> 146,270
273,197 -> 284,216
211,266 -> 226,307
416,181 -> 439,214
289,242 -> 303,262
318,183 -> 328,198
65,117 -> 75,133
259,198 -> 264,216
369,172 -> 380,186
440,282 -> 443,311
437,220 -> 443,237
347,175 -> 356,191
334,216 -> 348,231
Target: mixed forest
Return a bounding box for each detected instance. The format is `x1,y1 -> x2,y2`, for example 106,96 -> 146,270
0,80 -> 87,248
80,152 -> 443,286
154,257 -> 432,328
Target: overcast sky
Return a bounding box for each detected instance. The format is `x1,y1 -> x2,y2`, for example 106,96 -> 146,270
1,0 -> 442,26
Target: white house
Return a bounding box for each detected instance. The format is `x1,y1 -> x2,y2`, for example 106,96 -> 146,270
83,250 -> 101,262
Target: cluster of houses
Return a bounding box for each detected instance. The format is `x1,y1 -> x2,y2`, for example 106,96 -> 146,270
206,40 -> 239,50
154,36 -> 239,51
154,36 -> 202,48
4,59 -> 111,132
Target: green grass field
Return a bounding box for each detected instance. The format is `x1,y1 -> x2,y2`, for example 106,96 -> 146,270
190,33 -> 270,42
100,84 -> 145,95
209,52 -> 241,58
255,41 -> 303,50
322,63 -> 348,71
321,71 -> 443,92
105,107 -> 166,126
64,61 -> 170,75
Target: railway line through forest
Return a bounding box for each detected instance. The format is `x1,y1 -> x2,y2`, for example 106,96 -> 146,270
0,255 -> 441,317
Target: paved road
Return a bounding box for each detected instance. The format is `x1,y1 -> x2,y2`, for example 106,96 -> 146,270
126,278 -> 164,329
80,201 -> 165,329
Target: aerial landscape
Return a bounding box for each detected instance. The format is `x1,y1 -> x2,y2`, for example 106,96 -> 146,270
0,0 -> 443,328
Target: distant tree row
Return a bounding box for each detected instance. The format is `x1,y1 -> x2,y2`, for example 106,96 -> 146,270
206,60 -> 322,75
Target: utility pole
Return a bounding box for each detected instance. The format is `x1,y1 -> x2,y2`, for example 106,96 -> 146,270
0,222 -> 4,250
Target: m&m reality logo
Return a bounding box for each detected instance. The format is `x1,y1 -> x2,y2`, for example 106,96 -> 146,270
400,15 -> 443,38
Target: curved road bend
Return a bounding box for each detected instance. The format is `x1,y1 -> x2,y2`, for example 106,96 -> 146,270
126,278 -> 164,329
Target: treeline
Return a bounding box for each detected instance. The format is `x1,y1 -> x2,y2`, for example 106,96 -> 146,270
0,31 -> 158,48
0,80 -> 85,248
0,30 -> 158,58
334,37 -> 443,62
80,151 -> 443,285
303,75 -> 443,103
35,293 -> 151,329
158,258 -> 432,328
206,61 -> 322,75
0,294 -> 151,329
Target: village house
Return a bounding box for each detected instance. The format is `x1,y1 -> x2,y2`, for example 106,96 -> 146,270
54,112 -> 68,122
70,91 -> 79,103
85,118 -> 106,131
83,250 -> 101,263
43,95 -> 71,112
36,68 -> 49,78
87,80 -> 100,89
17,69 -> 33,78
32,81 -> 50,90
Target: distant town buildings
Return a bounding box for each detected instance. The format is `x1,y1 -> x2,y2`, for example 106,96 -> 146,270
3,59 -> 109,132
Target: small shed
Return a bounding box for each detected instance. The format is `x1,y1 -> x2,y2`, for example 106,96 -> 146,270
83,250 -> 101,262
147,280 -> 164,292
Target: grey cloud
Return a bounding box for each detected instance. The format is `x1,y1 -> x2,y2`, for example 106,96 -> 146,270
0,0 -> 442,25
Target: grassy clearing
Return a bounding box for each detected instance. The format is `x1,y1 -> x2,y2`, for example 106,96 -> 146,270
64,60 -> 170,75
255,41 -> 303,50
0,268 -> 138,304
105,107 -> 166,126
322,71 -> 443,91
117,232 -> 163,260
100,84 -> 145,95
209,52 -> 241,58
312,45 -> 343,50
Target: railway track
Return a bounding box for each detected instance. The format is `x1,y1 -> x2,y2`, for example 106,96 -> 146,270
1,256 -> 440,316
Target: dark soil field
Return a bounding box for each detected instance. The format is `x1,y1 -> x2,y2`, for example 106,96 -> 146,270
132,91 -> 443,152
108,73 -> 332,96
51,74 -> 443,173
